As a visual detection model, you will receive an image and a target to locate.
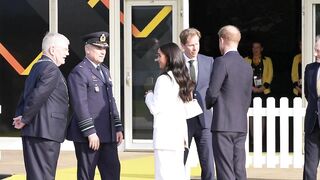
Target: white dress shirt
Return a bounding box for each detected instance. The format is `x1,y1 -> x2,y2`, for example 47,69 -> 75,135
184,54 -> 198,82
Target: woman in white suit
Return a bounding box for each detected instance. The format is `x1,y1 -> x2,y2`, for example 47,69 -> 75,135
145,42 -> 195,180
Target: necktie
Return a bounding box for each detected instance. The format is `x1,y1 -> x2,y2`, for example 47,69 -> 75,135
96,65 -> 106,82
189,60 -> 196,82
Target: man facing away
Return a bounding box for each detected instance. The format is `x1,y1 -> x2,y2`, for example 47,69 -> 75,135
205,25 -> 252,180
180,28 -> 215,180
67,31 -> 123,180
13,32 -> 70,180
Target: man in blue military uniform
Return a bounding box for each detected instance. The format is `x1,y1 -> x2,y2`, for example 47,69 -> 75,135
67,31 -> 123,180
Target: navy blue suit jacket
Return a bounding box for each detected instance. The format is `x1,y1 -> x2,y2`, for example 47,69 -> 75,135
67,58 -> 123,143
206,51 -> 252,132
194,54 -> 214,129
304,62 -> 320,134
15,56 -> 69,143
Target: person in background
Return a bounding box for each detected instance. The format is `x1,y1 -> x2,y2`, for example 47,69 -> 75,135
303,35 -> 320,180
145,42 -> 195,180
245,41 -> 273,103
206,25 -> 252,180
245,41 -> 273,152
67,31 -> 123,180
180,28 -> 215,180
13,32 -> 70,180
291,40 -> 302,97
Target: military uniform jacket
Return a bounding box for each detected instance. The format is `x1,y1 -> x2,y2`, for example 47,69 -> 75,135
67,58 -> 123,143
15,55 -> 69,143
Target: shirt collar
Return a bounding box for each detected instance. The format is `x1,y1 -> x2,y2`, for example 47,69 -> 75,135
183,53 -> 197,62
86,57 -> 101,69
224,48 -> 238,55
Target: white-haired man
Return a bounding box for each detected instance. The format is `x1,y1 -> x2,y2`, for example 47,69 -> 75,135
13,32 -> 70,180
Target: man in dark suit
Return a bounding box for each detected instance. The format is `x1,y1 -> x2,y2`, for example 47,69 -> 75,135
13,32 -> 70,180
205,25 -> 252,180
303,35 -> 320,180
67,31 -> 123,180
180,28 -> 215,180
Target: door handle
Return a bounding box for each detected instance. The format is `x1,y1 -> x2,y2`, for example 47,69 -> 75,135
126,72 -> 131,86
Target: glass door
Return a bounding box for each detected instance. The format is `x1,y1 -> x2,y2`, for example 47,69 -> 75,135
124,0 -> 180,150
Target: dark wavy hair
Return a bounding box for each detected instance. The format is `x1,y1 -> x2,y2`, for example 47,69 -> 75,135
159,42 -> 194,102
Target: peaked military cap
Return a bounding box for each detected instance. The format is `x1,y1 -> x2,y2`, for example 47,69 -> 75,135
82,31 -> 109,48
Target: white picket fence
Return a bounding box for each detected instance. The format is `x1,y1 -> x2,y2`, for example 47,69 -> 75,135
186,97 -> 305,179
246,97 -> 305,168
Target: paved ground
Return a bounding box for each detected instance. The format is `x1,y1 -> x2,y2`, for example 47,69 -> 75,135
0,150 -> 315,180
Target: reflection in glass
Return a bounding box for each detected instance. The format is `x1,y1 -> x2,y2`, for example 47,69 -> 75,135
316,5 -> 320,36
131,6 -> 172,139
0,0 -> 48,136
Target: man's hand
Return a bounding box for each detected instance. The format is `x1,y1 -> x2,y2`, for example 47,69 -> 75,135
116,131 -> 123,146
88,133 -> 100,151
295,86 -> 302,94
252,86 -> 259,93
12,116 -> 25,129
252,86 -> 265,93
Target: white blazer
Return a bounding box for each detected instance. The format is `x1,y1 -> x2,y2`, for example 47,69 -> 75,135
145,71 -> 188,151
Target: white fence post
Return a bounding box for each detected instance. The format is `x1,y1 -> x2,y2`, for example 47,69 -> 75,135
252,97 -> 264,168
279,98 -> 290,168
266,97 -> 277,168
293,98 -> 304,168
246,108 -> 252,168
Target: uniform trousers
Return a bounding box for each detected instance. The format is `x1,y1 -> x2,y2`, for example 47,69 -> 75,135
154,149 -> 185,180
74,142 -> 120,180
22,136 -> 60,180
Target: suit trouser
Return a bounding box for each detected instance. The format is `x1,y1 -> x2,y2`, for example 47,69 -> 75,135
212,131 -> 247,180
303,124 -> 320,180
184,117 -> 215,180
74,142 -> 120,180
22,136 -> 60,180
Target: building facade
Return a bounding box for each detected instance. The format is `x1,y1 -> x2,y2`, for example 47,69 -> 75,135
0,0 -> 319,150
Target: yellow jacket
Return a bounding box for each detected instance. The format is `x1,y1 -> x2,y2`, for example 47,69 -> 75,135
291,53 -> 302,96
245,56 -> 273,94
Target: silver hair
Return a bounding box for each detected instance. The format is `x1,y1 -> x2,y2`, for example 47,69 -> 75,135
42,32 -> 70,52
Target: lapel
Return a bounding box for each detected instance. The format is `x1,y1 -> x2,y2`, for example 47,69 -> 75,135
311,63 -> 320,95
196,55 -> 203,87
101,65 -> 112,85
84,58 -> 105,83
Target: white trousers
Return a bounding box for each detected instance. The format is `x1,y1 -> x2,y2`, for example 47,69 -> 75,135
154,149 -> 186,180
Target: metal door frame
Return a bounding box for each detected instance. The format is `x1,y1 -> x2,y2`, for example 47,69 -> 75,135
123,0 -> 186,151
